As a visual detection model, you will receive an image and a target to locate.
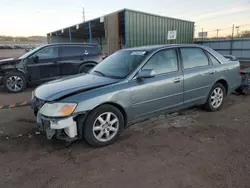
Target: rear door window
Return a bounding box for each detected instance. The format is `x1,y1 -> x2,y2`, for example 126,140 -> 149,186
86,46 -> 102,55
207,53 -> 221,65
180,48 -> 209,69
59,46 -> 87,57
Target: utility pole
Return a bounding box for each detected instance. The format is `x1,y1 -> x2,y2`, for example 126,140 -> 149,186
202,28 -> 204,42
230,24 -> 234,55
232,24 -> 235,39
82,7 -> 85,22
235,26 -> 240,36
216,29 -> 220,38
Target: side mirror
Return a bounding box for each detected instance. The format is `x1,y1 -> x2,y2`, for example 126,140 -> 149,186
136,69 -> 156,79
32,55 -> 39,63
224,55 -> 238,61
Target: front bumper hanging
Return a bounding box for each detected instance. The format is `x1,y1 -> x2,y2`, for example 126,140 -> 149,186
36,112 -> 78,141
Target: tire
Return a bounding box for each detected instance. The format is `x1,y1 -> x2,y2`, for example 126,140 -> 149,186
3,72 -> 27,93
83,104 -> 124,147
204,83 -> 226,112
79,64 -> 95,73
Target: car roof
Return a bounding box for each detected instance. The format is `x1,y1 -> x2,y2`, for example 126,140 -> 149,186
43,43 -> 99,47
120,44 -> 207,53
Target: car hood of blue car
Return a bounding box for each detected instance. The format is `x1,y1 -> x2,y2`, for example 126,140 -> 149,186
34,73 -> 119,101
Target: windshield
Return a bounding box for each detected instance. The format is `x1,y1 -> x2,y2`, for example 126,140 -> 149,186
90,51 -> 148,78
18,45 -> 44,59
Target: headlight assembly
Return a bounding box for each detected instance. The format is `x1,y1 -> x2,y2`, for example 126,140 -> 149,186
39,103 -> 77,117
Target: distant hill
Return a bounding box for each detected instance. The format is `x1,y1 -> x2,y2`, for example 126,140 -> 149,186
0,35 -> 46,44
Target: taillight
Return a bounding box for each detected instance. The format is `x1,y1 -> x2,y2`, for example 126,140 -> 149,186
238,67 -> 242,74
99,54 -> 106,60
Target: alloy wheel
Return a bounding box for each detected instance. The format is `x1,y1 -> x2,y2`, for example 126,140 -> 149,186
210,87 -> 224,108
92,112 -> 119,142
6,76 -> 24,92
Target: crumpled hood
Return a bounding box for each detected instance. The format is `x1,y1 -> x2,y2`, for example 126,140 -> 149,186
34,73 -> 119,101
0,57 -> 19,65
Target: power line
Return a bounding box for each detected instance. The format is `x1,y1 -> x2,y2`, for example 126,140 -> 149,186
198,24 -> 250,35
237,24 -> 250,27
82,7 -> 85,22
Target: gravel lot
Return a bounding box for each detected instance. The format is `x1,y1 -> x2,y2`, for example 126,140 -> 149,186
0,49 -> 26,60
0,88 -> 250,188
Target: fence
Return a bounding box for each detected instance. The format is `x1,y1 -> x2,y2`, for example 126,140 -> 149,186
195,37 -> 250,62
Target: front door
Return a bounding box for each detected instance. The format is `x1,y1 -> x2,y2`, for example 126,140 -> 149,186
180,47 -> 216,105
26,46 -> 60,83
129,48 -> 184,120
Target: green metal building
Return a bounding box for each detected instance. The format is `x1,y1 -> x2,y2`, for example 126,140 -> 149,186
47,9 -> 195,54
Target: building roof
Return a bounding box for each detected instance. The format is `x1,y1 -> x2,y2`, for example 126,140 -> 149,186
47,8 -> 194,36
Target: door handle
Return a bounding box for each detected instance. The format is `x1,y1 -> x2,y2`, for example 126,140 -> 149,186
209,71 -> 215,75
173,78 -> 181,83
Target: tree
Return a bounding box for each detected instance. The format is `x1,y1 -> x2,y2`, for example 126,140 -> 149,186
240,30 -> 250,37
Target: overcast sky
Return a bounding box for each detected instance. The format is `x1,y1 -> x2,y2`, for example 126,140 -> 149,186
1,0 -> 250,37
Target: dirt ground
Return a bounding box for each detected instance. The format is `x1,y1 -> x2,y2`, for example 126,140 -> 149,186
0,88 -> 250,188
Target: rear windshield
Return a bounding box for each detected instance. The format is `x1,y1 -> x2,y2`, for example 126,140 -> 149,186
90,51 -> 148,78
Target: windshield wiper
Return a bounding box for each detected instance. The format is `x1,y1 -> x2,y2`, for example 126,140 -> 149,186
106,75 -> 123,79
94,70 -> 106,77
93,70 -> 122,79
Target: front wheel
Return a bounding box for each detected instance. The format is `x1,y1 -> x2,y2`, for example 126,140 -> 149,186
3,72 -> 27,93
83,105 -> 124,147
204,83 -> 226,112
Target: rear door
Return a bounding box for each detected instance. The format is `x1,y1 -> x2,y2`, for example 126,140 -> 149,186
180,47 -> 216,105
26,46 -> 60,83
86,45 -> 104,63
58,45 -> 88,76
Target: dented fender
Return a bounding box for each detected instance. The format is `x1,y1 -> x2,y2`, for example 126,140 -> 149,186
0,59 -> 27,83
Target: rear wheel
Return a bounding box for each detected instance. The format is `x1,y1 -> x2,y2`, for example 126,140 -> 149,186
83,105 -> 124,147
204,83 -> 226,111
3,72 -> 27,93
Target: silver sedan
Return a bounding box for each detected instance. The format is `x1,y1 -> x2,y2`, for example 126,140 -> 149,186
31,44 -> 241,147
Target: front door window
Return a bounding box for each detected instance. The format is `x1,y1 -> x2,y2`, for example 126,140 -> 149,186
31,46 -> 59,62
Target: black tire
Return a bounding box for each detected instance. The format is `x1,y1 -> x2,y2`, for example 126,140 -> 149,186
83,104 -> 125,147
79,64 -> 95,73
204,83 -> 226,112
3,72 -> 27,93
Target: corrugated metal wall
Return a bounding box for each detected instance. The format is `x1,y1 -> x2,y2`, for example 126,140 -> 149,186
124,9 -> 194,48
47,9 -> 194,53
104,12 -> 119,54
195,38 -> 250,61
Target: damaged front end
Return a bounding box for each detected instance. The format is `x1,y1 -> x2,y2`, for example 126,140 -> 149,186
30,72 -> 119,142
36,114 -> 79,142
0,58 -> 23,85
31,96 -> 87,142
